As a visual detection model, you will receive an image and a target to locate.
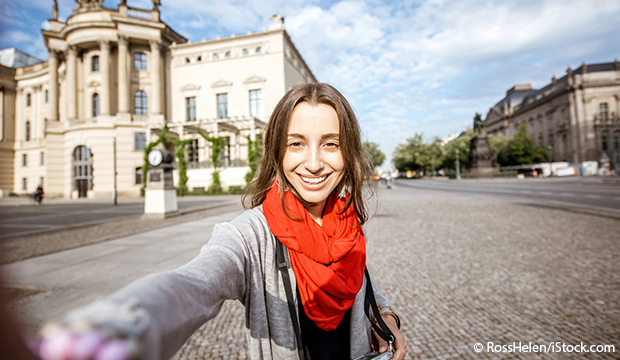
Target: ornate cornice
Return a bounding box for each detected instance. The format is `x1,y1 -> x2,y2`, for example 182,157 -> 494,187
118,35 -> 130,47
98,40 -> 111,51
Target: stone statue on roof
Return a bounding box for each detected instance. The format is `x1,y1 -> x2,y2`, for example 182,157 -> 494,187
52,0 -> 58,20
152,0 -> 161,10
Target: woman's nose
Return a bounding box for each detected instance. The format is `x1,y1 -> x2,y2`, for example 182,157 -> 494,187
305,147 -> 324,173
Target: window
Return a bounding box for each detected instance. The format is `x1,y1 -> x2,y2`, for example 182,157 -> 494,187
26,93 -> 31,107
91,55 -> 99,72
614,132 -> 620,169
40,151 -> 44,165
135,167 -> 142,185
602,131 -> 609,152
217,93 -> 228,118
197,56 -> 202,61
600,103 -> 609,121
134,52 -> 147,70
562,135 -> 567,155
256,46 -> 261,53
213,53 -> 219,60
225,51 -> 231,58
243,48 -> 249,55
249,89 -> 263,118
22,153 -> 27,167
22,178 -> 27,191
186,97 -> 196,121
26,121 -> 31,141
135,91 -> 148,115
185,57 -> 190,63
135,132 -> 146,150
187,139 -> 199,164
40,176 -> 44,188
45,90 -> 49,103
92,93 -> 100,117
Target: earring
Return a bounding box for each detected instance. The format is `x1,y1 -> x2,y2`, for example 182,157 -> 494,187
338,184 -> 348,199
276,176 -> 288,193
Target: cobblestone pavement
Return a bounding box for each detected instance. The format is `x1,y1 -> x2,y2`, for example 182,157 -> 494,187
171,185 -> 620,359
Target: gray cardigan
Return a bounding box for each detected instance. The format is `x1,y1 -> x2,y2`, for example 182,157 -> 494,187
66,206 -> 391,360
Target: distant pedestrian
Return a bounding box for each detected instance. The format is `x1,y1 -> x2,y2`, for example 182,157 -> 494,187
35,83 -> 407,360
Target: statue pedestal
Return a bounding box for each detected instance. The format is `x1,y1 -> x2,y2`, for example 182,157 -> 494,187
144,164 -> 178,219
469,136 -> 497,173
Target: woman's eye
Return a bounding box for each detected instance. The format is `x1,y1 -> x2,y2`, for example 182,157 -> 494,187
324,142 -> 339,148
288,142 -> 302,147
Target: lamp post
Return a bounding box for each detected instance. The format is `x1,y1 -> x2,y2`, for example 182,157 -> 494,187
113,137 -> 118,205
547,145 -> 553,177
456,149 -> 461,180
432,155 -> 436,179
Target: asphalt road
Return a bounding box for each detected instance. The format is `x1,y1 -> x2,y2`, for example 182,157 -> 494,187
395,177 -> 620,212
0,196 -> 241,238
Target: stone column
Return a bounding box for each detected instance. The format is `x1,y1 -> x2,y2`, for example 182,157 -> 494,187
149,40 -> 162,115
249,119 -> 256,141
48,49 -> 59,121
117,35 -> 129,114
66,45 -> 78,120
98,40 -> 111,115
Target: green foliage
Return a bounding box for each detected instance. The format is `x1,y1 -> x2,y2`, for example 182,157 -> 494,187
227,185 -> 245,194
487,133 -> 510,162
442,130 -> 475,170
207,171 -> 224,194
140,125 -> 192,196
245,135 -> 261,185
363,141 -> 386,171
392,134 -> 445,173
496,123 -> 548,166
197,128 -> 227,194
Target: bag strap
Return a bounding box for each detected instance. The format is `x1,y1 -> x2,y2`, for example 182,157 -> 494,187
275,237 -> 306,360
364,268 -> 396,344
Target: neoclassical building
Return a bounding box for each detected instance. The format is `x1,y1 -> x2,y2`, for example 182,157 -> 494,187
0,0 -> 316,198
482,62 -> 620,170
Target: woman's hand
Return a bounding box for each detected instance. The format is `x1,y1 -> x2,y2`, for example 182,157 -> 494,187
375,314 -> 407,360
35,324 -> 136,360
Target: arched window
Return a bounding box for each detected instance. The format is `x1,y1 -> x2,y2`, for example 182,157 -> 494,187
134,52 -> 147,70
135,91 -> 148,115
26,121 -> 31,141
602,131 -> 609,152
26,93 -> 31,107
91,55 -> 99,72
213,53 -> 219,60
256,46 -> 261,53
225,51 -> 231,58
243,48 -> 249,55
92,93 -> 100,117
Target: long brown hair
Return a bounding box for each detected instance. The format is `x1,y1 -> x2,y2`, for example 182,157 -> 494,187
243,83 -> 373,225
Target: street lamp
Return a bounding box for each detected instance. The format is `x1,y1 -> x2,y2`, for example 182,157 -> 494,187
547,145 -> 553,177
432,155 -> 436,179
456,149 -> 461,181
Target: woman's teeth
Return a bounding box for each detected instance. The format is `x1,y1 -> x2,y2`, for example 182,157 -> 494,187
300,175 -> 328,184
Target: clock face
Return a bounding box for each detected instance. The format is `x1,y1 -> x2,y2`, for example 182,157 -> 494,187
148,150 -> 163,166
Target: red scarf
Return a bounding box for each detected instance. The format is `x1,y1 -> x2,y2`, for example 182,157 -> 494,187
263,180 -> 366,331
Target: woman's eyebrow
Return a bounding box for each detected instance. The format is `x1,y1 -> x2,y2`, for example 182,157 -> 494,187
287,133 -> 305,139
321,133 -> 339,140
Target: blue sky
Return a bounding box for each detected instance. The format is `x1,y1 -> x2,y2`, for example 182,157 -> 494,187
1,0 -> 619,166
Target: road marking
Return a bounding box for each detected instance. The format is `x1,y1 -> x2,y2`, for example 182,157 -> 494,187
520,190 -> 533,194
539,191 -> 552,195
560,192 -> 575,197
585,194 -> 602,199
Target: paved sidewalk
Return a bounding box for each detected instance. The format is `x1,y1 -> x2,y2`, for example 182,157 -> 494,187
3,185 -> 620,359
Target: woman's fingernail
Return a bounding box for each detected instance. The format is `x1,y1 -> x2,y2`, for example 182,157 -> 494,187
73,330 -> 106,359
39,329 -> 75,360
95,339 -> 131,360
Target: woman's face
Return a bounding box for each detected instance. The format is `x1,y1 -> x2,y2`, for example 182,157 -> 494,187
283,102 -> 345,216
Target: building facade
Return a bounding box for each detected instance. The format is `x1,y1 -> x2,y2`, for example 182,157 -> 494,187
482,62 -> 620,170
0,0 -> 316,198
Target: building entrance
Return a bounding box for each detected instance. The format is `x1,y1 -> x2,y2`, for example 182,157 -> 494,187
73,146 -> 93,198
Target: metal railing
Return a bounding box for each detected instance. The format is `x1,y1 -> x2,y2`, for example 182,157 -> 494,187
69,117 -> 97,127
127,8 -> 153,20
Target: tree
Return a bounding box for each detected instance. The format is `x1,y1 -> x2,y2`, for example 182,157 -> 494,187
487,133 -> 510,163
363,141 -> 385,172
197,128 -> 226,194
442,130 -> 475,170
497,123 -> 548,166
245,135 -> 261,186
392,134 -> 425,173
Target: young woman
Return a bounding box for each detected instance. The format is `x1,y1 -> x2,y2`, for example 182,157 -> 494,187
36,83 -> 407,360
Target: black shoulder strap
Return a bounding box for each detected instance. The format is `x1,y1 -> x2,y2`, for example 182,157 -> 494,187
275,237 -> 306,360
364,268 -> 396,344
